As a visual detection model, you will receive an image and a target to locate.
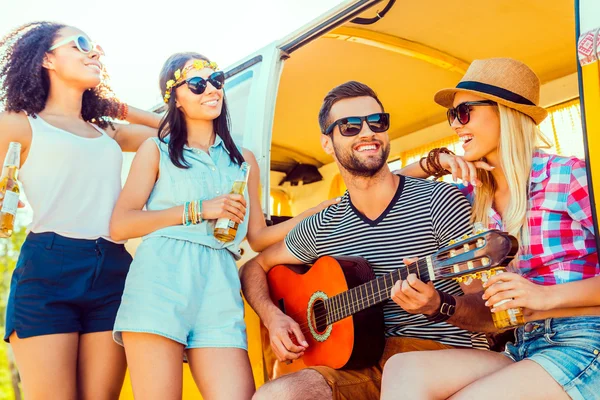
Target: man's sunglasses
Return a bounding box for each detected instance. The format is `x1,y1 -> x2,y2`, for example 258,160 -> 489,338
447,100 -> 496,126
49,35 -> 105,56
325,113 -> 390,136
175,71 -> 225,95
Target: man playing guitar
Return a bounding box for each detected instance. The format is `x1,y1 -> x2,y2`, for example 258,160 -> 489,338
240,81 -> 497,400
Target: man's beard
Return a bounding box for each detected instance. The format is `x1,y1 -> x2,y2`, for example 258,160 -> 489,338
332,140 -> 390,177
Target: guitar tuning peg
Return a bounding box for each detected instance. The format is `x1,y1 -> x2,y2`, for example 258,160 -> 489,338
461,234 -> 470,240
464,275 -> 474,285
449,239 -> 457,245
480,271 -> 489,283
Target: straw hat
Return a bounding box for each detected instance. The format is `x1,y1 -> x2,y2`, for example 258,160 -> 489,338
434,58 -> 548,124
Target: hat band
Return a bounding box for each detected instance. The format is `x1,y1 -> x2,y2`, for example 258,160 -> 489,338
456,81 -> 536,106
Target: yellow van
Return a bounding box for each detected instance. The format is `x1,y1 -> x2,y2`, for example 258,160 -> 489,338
121,0 -> 600,397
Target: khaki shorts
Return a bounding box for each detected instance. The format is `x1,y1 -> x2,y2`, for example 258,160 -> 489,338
311,337 -> 453,400
263,327 -> 454,400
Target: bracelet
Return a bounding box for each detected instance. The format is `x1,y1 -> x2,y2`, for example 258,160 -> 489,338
419,147 -> 454,180
425,290 -> 456,323
190,201 -> 196,225
196,200 -> 203,223
183,201 -> 191,226
116,102 -> 129,120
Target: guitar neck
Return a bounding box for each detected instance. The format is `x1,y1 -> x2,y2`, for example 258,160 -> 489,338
325,257 -> 433,325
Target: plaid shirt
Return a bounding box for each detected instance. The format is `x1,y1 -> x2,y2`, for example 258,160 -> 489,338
459,150 -> 599,285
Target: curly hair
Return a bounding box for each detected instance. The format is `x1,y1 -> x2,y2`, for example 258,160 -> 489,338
0,21 -> 121,128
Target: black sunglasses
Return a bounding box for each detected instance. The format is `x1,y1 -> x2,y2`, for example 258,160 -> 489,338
175,71 -> 225,95
447,100 -> 496,126
325,113 -> 390,136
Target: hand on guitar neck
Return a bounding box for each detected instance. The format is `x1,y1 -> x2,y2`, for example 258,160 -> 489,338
390,257 -> 441,316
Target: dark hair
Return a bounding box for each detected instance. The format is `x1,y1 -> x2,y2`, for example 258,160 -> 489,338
318,81 -> 385,134
0,22 -> 121,128
158,52 -> 244,169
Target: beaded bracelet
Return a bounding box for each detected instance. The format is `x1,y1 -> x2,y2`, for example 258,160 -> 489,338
419,147 -> 455,180
116,102 -> 129,120
182,200 -> 204,225
183,201 -> 191,226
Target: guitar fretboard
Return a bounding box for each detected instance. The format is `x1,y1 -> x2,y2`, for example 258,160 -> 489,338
324,257 -> 432,325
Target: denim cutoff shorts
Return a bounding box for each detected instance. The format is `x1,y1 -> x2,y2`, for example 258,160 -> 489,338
504,316 -> 600,400
4,232 -> 132,341
113,236 -> 247,350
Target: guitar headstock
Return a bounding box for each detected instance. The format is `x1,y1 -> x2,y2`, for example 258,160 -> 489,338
431,229 -> 518,283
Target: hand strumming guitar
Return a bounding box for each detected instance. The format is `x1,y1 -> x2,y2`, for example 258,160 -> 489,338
264,309 -> 309,362
390,257 -> 441,316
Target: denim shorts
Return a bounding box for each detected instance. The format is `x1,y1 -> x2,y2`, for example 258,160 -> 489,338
504,316 -> 600,400
4,232 -> 132,341
113,236 -> 247,350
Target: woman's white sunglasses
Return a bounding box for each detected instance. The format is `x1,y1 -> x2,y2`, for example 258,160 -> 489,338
48,35 -> 105,56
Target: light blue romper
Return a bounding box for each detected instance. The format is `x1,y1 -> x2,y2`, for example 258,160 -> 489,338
113,136 -> 249,350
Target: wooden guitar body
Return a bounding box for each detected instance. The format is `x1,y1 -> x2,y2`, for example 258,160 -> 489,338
267,256 -> 385,369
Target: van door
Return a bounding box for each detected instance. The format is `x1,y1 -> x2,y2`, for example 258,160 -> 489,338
224,0 -> 383,217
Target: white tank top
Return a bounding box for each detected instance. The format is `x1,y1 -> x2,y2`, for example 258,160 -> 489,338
20,115 -> 123,241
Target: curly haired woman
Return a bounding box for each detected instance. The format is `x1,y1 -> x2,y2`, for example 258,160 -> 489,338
0,22 -> 160,399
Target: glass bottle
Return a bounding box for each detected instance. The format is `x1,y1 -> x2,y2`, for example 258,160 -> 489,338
214,162 -> 250,242
0,142 -> 21,238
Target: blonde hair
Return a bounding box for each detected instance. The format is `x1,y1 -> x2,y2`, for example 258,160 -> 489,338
471,104 -> 552,244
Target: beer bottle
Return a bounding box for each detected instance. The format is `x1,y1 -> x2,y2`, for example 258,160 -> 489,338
472,222 -> 525,330
214,162 -> 250,242
0,142 -> 21,238
482,268 -> 525,330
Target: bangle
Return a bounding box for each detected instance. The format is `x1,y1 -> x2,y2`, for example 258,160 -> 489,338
183,201 -> 191,226
189,201 -> 195,225
116,102 -> 129,120
196,200 -> 203,223
425,290 -> 456,323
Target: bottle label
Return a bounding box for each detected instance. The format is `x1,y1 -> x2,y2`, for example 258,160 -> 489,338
215,218 -> 235,230
1,191 -> 19,216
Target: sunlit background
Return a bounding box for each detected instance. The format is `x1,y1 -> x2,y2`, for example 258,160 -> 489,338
0,1 -> 344,398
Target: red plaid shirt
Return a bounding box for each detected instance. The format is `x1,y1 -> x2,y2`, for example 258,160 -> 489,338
459,151 -> 599,285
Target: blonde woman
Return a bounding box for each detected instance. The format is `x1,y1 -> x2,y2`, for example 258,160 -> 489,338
381,58 -> 600,400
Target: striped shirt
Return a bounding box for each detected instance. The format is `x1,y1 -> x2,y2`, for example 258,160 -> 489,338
285,175 -> 489,349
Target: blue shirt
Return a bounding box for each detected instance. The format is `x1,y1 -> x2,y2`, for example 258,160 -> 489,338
144,136 -> 249,259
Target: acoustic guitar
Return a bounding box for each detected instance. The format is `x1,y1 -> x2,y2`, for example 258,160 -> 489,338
267,229 -> 518,369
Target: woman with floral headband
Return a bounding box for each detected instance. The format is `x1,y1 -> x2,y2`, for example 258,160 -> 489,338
381,58 -> 600,399
110,52 -> 338,399
0,22 -> 161,399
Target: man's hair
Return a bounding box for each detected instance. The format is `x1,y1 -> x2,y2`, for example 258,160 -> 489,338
318,81 -> 384,134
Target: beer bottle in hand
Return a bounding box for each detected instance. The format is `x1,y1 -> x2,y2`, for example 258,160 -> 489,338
0,142 -> 21,238
214,162 -> 250,242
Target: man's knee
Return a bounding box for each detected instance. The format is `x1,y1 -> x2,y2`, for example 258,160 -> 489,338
253,369 -> 332,400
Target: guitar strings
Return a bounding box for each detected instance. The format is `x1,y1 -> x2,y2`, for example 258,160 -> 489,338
289,263 -> 487,333
279,258 -> 431,330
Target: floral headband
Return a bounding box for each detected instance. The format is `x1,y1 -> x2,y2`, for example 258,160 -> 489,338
164,59 -> 219,103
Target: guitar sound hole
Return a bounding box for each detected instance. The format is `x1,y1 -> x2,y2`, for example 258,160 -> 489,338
312,299 -> 328,334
